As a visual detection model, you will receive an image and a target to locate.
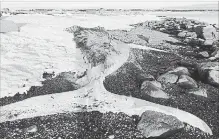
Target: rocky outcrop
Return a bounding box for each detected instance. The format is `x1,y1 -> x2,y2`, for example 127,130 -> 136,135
137,110 -> 184,138
132,17 -> 219,57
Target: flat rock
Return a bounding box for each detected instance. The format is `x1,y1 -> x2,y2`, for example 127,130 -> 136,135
188,88 -> 208,97
141,81 -> 169,99
157,73 -> 178,84
177,75 -> 198,89
137,110 -> 184,138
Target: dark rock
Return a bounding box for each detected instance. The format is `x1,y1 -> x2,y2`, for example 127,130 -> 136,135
137,110 -> 184,138
42,71 -> 55,79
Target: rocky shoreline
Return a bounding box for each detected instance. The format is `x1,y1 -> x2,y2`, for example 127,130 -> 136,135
1,17 -> 219,138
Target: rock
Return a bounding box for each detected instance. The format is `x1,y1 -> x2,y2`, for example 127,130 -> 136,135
187,24 -> 195,32
198,51 -> 209,58
177,31 -> 187,38
108,135 -> 115,139
203,39 -> 214,46
185,32 -> 197,39
25,125 -> 38,133
137,110 -> 184,138
197,62 -> 219,80
157,73 -> 178,84
138,73 -> 155,81
210,48 -> 219,60
141,81 -> 169,99
159,28 -> 166,32
202,26 -> 218,40
188,88 -> 207,97
195,25 -> 217,40
168,67 -> 190,76
183,38 -> 203,46
208,70 -> 219,86
177,75 -> 198,89
212,40 -> 219,49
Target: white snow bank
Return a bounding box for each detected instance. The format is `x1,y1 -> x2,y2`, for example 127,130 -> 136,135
0,20 -> 20,33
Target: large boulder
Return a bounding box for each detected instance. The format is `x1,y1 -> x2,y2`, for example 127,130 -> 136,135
168,67 -> 191,76
186,32 -> 197,39
177,75 -> 198,89
203,39 -> 214,46
197,62 -> 219,86
197,62 -> 219,79
157,73 -> 178,84
137,110 -> 184,138
208,70 -> 219,86
198,51 -> 209,58
177,31 -> 187,38
195,25 -> 218,40
210,48 -> 219,60
140,81 -> 169,99
187,88 -> 207,97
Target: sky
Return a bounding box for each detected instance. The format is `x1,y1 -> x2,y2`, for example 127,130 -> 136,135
0,0 -> 218,10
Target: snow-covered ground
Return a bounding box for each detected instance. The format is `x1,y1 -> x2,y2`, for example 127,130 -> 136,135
0,14 -> 160,97
0,41 -> 213,135
1,12 -> 216,135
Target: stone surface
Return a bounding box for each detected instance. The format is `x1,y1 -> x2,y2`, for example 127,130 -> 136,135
168,67 -> 191,76
177,75 -> 198,89
141,81 -> 169,99
198,51 -> 209,58
177,31 -> 187,38
137,110 -> 184,138
188,88 -> 208,97
157,73 -> 178,84
197,62 -> 219,80
203,39 -> 214,46
25,125 -> 38,133
194,25 -> 217,40
208,70 -> 219,87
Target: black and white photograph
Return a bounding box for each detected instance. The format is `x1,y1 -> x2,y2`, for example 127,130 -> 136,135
0,0 -> 218,138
